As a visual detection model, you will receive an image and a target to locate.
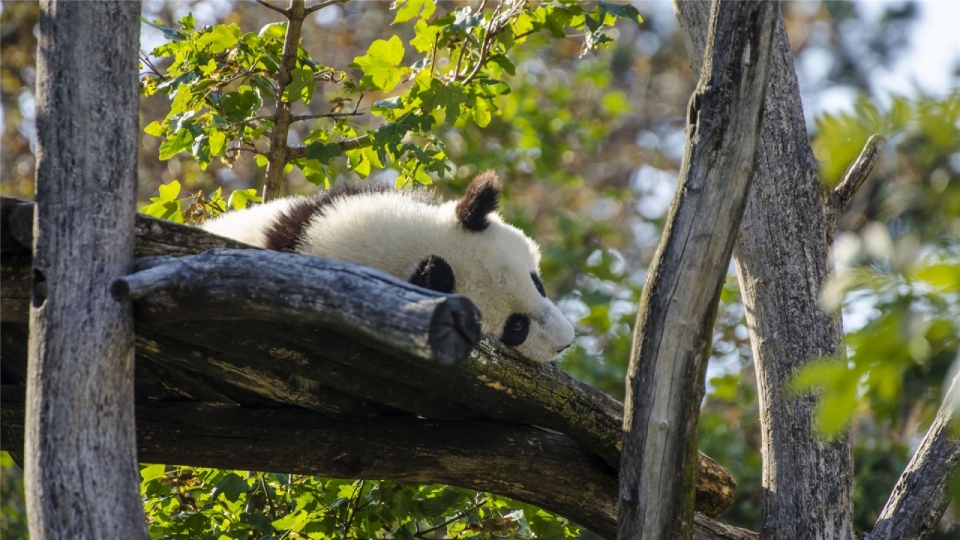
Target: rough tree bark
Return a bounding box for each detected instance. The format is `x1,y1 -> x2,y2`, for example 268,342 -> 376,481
619,2 -> 778,539
26,1 -> 147,538
674,1 -> 856,538
867,371 -> 960,540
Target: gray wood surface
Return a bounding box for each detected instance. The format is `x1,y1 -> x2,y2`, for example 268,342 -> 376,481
867,372 -> 960,540
113,249 -> 483,366
25,1 -> 147,538
675,1 -> 857,538
618,2 -> 778,539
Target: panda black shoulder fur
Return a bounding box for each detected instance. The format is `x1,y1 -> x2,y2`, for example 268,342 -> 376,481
202,171 -> 575,363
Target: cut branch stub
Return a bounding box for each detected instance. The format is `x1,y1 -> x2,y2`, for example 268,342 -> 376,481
111,249 -> 482,365
619,1 -> 779,539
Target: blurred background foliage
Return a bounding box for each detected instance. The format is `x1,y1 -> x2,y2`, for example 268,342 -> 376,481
1,0 -> 958,538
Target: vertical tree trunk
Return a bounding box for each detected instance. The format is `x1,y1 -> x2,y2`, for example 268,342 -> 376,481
673,2 -> 855,539
26,1 -> 147,538
618,2 -> 778,538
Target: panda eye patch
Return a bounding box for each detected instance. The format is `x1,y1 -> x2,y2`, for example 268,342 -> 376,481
531,272 -> 546,298
500,313 -> 530,347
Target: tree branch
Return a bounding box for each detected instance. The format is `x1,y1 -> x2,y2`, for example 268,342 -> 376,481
0,392 -> 756,540
618,2 -> 778,538
286,134 -> 371,160
256,0 -> 290,17
826,133 -> 887,232
867,370 -> 960,540
305,0 -> 350,15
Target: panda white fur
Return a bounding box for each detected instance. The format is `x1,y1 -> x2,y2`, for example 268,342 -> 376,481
202,171 -> 575,363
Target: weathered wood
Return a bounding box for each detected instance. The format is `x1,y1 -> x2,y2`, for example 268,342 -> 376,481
0,199 -> 739,516
0,390 -> 755,540
867,371 -> 960,540
674,1 -> 856,538
825,134 -> 887,233
136,330 -> 403,418
27,1 -> 147,538
619,2 -> 778,539
113,250 -> 482,366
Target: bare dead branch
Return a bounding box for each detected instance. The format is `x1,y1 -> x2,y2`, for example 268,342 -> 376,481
826,133 -> 887,230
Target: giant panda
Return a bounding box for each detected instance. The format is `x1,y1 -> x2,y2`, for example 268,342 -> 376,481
202,171 -> 575,363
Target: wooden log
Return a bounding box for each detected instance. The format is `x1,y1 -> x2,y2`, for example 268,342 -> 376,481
0,389 -> 757,540
675,2 -> 857,537
112,249 -> 482,366
0,197 -> 738,516
619,2 -> 778,538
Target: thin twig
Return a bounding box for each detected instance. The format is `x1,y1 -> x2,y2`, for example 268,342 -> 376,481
256,0 -> 290,17
305,0 -> 350,15
291,110 -> 364,122
260,476 -> 278,521
286,134 -> 370,160
827,133 -> 887,229
414,497 -> 489,539
340,480 -> 366,540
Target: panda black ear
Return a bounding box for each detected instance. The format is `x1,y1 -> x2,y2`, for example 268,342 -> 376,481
456,171 -> 501,232
409,255 -> 456,294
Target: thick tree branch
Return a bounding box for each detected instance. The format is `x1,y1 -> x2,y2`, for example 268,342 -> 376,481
675,1 -> 857,537
825,133 -> 887,232
867,370 -> 960,540
618,2 -> 778,538
0,391 -> 755,540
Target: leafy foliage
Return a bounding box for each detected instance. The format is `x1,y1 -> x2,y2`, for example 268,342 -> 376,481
140,0 -> 640,190
140,179 -> 260,225
139,464 -> 577,540
793,93 -> 960,438
0,452 -> 27,539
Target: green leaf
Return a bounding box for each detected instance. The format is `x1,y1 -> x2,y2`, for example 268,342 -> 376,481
228,188 -> 261,210
410,19 -> 442,54
212,472 -> 249,502
219,87 -> 260,121
208,129 -> 227,156
258,22 -> 287,40
472,97 -> 492,127
306,141 -> 343,163
158,180 -> 181,202
599,1 -> 643,24
196,24 -> 241,53
393,0 -> 436,24
282,68 -> 317,104
144,121 -> 165,137
140,464 -> 167,485
141,17 -> 185,41
488,54 -> 516,76
416,78 -> 464,125
272,509 -> 310,533
141,200 -> 183,223
352,35 -> 407,92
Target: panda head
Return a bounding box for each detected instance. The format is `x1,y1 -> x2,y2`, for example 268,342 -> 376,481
409,172 -> 575,363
